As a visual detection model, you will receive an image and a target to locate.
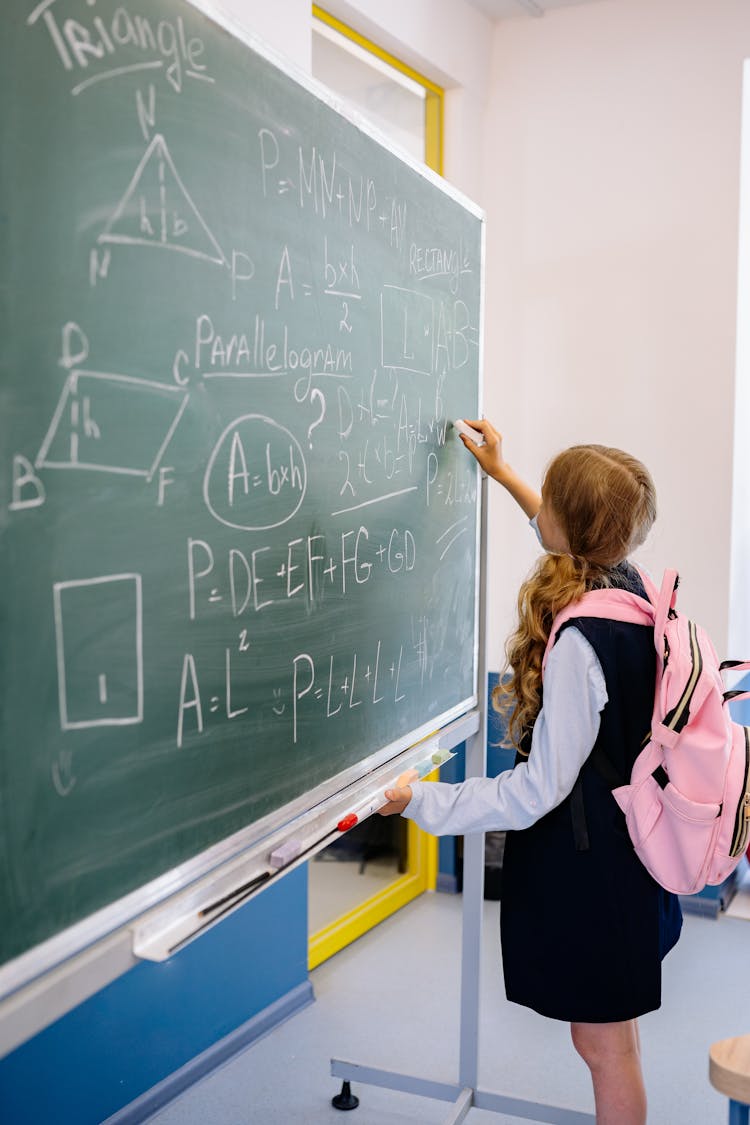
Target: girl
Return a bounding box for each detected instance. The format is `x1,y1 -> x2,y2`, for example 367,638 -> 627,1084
380,420 -> 682,1125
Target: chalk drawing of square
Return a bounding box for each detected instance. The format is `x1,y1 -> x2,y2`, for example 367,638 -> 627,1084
36,372 -> 189,481
53,574 -> 143,730
380,285 -> 434,375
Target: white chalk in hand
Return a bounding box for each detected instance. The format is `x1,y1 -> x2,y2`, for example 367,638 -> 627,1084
453,419 -> 485,446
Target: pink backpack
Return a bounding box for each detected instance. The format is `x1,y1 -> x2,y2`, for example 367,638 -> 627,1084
543,568 -> 750,895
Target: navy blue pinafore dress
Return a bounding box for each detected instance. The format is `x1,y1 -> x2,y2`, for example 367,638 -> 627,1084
499,565 -> 682,1023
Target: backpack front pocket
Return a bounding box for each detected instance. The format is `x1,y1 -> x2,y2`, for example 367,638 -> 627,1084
618,774 -> 721,894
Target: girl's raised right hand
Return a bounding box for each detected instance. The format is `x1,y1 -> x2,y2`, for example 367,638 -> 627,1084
459,418 -> 506,481
458,419 -> 542,518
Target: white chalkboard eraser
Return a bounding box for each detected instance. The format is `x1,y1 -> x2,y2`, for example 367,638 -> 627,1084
453,419 -> 485,446
269,838 -> 303,869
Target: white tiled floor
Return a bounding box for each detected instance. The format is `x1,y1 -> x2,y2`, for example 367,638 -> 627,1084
146,862 -> 750,1125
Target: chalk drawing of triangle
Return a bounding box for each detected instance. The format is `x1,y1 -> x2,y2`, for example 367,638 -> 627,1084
99,134 -> 227,267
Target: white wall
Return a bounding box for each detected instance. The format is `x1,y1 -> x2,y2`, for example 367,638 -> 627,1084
730,60 -> 750,660
482,0 -> 750,666
204,0 -> 311,69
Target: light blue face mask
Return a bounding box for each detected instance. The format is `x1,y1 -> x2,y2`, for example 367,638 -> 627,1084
530,512 -> 545,549
529,512 -> 570,556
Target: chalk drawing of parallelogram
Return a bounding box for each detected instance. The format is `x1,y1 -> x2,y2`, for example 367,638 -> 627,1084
53,574 -> 143,730
36,371 -> 189,481
98,133 -> 228,267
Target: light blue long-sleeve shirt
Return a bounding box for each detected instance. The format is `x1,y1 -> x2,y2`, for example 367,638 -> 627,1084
403,627 -> 608,836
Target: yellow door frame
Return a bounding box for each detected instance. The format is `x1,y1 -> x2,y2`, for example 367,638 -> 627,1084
308,8 -> 445,970
309,789 -> 439,969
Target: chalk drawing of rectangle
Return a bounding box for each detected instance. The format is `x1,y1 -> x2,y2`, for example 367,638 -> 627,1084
380,285 -> 434,375
36,372 -> 188,481
53,574 -> 143,730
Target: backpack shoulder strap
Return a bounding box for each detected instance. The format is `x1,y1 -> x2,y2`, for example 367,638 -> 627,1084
633,565 -> 659,604
542,587 -> 655,677
652,568 -> 680,649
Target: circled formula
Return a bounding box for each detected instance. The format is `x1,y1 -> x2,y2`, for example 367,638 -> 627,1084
203,414 -> 307,531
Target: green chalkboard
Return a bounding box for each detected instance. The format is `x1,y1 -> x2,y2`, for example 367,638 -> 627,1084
0,0 -> 482,977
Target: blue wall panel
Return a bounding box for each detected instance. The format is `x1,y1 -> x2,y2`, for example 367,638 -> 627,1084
487,671 -> 515,777
729,673 -> 750,725
0,867 -> 308,1125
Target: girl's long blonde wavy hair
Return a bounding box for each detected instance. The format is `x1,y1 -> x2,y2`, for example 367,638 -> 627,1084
494,444 -> 657,752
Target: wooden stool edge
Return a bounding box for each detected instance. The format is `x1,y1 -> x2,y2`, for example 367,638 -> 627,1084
710,1036 -> 750,1106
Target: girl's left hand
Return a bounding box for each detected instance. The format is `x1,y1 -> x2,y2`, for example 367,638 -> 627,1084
378,768 -> 418,816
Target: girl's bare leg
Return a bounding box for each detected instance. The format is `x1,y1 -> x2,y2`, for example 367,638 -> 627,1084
570,1019 -> 646,1125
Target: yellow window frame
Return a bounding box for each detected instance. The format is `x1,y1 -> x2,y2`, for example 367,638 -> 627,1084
311,6 -> 444,175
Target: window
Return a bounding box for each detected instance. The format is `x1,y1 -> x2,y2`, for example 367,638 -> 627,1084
311,7 -> 442,173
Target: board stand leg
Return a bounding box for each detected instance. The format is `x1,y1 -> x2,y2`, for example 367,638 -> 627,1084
331,1080 -> 359,1111
329,478 -> 596,1125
